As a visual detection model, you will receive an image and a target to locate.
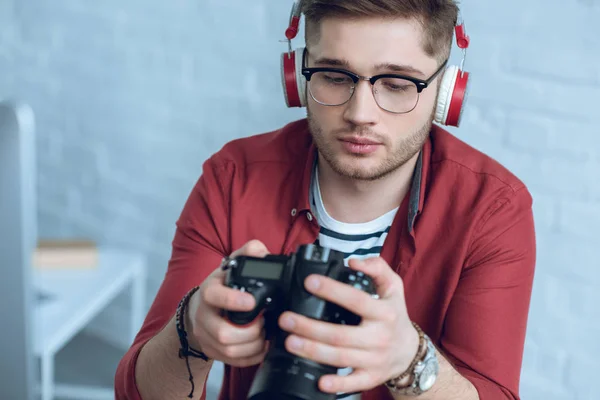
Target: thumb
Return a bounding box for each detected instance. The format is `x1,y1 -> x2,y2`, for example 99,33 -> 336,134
213,240 -> 270,277
231,239 -> 270,259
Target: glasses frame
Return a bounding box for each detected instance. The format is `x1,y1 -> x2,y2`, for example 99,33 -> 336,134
301,49 -> 449,114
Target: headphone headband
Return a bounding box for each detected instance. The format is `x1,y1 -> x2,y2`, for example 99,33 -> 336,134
285,1 -> 302,40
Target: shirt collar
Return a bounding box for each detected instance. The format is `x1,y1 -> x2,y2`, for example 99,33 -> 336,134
291,119 -> 317,216
408,135 -> 431,234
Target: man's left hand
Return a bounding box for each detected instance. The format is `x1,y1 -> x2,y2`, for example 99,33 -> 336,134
277,256 -> 421,394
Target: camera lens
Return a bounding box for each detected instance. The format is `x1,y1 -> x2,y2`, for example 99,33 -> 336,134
247,349 -> 338,400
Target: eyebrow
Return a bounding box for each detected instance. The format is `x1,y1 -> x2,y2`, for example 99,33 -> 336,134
313,57 -> 425,77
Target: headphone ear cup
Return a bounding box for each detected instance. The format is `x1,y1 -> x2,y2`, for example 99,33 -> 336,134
434,65 -> 470,127
281,48 -> 307,108
434,65 -> 458,126
447,69 -> 470,127
295,48 -> 307,107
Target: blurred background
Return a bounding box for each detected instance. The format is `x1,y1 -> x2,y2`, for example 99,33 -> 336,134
0,0 -> 598,399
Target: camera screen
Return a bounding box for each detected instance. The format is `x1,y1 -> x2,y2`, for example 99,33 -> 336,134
241,259 -> 284,280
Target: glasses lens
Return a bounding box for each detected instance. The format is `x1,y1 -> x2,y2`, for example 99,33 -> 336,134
308,71 -> 354,106
373,77 -> 419,113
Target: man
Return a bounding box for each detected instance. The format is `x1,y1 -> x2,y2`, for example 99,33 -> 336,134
115,1 -> 536,399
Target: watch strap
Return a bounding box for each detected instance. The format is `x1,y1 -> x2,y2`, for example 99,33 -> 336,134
396,338 -> 439,396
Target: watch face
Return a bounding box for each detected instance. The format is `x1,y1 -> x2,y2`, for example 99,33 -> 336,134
419,358 -> 439,391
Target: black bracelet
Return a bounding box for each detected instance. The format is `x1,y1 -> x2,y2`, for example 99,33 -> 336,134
175,285 -> 210,398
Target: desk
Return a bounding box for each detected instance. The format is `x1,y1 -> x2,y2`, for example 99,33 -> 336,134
33,248 -> 146,400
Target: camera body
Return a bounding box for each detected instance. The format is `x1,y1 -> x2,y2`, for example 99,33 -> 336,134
223,244 -> 378,400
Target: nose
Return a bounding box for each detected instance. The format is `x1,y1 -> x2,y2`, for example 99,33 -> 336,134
342,79 -> 380,126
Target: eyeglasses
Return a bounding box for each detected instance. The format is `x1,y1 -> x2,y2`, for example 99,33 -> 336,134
301,53 -> 448,114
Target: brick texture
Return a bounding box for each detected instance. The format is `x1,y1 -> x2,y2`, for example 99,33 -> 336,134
0,1 -> 598,399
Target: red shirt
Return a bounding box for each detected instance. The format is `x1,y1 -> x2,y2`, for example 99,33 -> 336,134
115,118 -> 536,400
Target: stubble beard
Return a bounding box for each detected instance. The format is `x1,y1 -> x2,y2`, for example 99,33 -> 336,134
307,109 -> 432,182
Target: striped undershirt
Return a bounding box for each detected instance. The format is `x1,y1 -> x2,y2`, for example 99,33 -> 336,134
310,162 -> 398,395
311,163 -> 399,267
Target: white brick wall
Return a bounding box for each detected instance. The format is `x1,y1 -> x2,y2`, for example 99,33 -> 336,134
455,2 -> 600,399
0,1 -> 598,399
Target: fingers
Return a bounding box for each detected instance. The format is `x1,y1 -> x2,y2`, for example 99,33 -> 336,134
318,370 -> 378,394
200,327 -> 267,359
278,312 -> 382,349
201,280 -> 256,311
284,334 -> 371,370
230,239 -> 271,259
347,257 -> 403,299
202,240 -> 272,311
199,305 -> 265,345
302,274 -> 393,321
201,335 -> 269,368
192,306 -> 268,367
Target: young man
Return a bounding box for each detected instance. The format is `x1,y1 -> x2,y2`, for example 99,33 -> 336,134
115,1 -> 536,399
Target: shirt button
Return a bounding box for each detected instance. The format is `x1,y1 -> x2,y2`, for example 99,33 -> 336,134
306,212 -> 313,221
291,208 -> 297,216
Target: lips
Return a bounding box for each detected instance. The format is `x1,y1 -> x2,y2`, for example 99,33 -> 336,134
339,136 -> 382,145
338,136 -> 382,155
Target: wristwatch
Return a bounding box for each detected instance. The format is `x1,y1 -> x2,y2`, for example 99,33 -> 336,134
386,328 -> 439,396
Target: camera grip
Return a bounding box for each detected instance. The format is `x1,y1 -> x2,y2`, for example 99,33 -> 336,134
226,308 -> 261,325
224,286 -> 271,325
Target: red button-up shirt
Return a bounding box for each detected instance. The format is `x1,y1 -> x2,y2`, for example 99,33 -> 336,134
115,118 -> 536,400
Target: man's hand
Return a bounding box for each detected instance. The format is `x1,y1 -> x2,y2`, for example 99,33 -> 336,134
186,240 -> 271,367
277,256 -> 420,394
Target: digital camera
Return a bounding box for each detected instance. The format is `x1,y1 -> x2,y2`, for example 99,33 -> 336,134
222,244 -> 378,400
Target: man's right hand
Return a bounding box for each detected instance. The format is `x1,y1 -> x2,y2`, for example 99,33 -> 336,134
186,240 -> 271,367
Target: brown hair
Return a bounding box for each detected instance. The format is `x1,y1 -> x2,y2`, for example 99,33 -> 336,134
300,0 -> 460,62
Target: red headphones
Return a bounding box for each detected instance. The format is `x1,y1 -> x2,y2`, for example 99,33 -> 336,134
280,1 -> 471,127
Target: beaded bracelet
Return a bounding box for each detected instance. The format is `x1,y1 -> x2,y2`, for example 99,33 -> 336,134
385,321 -> 427,391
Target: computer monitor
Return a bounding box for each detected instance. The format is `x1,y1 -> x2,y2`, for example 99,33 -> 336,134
0,100 -> 36,400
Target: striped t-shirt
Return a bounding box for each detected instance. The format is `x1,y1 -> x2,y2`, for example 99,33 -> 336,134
311,163 -> 399,266
310,162 -> 398,399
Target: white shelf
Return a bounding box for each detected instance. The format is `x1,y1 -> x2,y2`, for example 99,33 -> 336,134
31,248 -> 147,400
35,332 -> 123,400
32,248 -> 145,356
